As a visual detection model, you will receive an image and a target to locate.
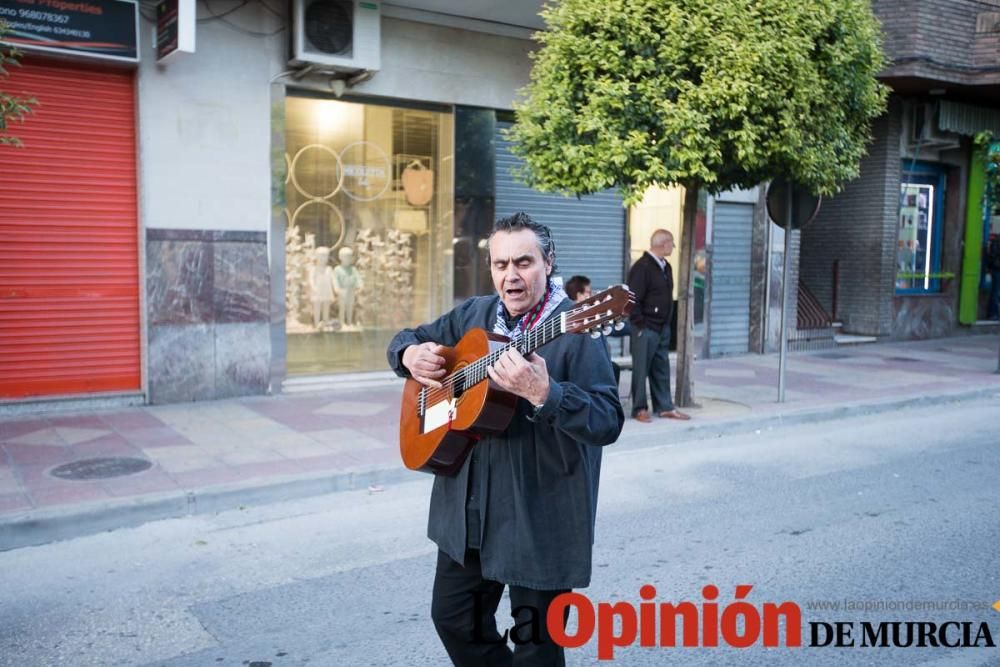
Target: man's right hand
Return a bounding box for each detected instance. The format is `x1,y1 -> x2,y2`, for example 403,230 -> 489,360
402,342 -> 447,389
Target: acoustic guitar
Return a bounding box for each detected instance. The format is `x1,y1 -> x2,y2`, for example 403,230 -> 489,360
399,285 -> 635,475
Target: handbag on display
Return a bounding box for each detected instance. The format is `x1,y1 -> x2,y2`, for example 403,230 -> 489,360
395,208 -> 428,234
401,160 -> 434,207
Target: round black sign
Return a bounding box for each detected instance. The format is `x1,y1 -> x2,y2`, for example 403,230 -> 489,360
766,176 -> 822,230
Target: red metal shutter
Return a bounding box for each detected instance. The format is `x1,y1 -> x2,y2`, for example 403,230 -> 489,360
0,58 -> 140,399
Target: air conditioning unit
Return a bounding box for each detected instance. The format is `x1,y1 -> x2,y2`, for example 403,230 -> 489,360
908,103 -> 960,150
291,0 -> 381,72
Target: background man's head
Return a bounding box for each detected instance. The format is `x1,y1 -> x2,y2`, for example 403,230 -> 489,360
650,229 -> 675,259
488,212 -> 556,316
565,275 -> 592,302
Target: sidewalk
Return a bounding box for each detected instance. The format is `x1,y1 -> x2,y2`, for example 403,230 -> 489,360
1,334 -> 998,550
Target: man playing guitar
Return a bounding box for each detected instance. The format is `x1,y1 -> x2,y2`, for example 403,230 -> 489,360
387,212 -> 625,666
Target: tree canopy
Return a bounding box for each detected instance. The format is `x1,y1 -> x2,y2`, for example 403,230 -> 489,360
509,0 -> 889,204
1,20 -> 37,147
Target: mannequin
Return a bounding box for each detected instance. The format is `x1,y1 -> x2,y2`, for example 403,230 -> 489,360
310,246 -> 335,329
333,246 -> 363,329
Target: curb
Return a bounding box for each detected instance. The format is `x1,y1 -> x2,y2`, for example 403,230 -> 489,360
1,385 -> 997,552
0,464 -> 420,553
614,385 -> 1000,450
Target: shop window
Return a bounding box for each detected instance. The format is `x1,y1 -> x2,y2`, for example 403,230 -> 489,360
896,164 -> 946,294
284,96 -> 454,374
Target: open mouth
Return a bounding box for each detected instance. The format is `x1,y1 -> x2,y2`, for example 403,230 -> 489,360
505,288 -> 525,298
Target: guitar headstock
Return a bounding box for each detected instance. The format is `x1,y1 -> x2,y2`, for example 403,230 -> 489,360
564,284 -> 635,337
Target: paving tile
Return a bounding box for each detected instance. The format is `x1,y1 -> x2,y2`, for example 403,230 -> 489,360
227,417 -> 288,431
292,452 -> 364,471
54,427 -> 119,446
264,432 -> 324,448
0,419 -> 52,441
345,449 -> 401,467
215,448 -> 288,466
71,433 -> 144,459
170,467 -> 245,489
101,410 -> 168,431
29,483 -> 111,508
231,459 -> 306,480
271,442 -> 335,459
313,400 -> 391,417
49,415 -> 110,430
1,428 -> 67,447
142,446 -> 223,474
0,493 -> 32,513
100,469 -> 180,498
0,468 -> 22,495
307,428 -> 392,452
1,443 -> 76,467
120,426 -> 194,448
172,429 -> 246,445
264,415 -> 349,432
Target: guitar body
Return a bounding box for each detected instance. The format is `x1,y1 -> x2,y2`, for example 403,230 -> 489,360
397,284 -> 635,477
399,328 -> 519,475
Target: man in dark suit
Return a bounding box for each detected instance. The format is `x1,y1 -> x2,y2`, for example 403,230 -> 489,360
627,229 -> 690,423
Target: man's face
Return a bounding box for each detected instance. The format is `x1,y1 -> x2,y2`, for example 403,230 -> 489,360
653,234 -> 675,259
489,229 -> 552,317
575,285 -> 592,302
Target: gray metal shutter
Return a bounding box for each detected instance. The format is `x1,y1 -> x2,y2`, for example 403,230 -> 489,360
494,121 -> 625,290
709,202 -> 754,357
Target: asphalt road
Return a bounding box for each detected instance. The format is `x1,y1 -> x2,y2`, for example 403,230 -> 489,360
2,397 -> 999,666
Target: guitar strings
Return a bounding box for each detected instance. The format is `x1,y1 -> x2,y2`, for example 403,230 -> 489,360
421,316 -> 560,405
418,292 -> 622,407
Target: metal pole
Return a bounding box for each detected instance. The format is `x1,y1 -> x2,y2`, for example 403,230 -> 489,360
778,188 -> 793,402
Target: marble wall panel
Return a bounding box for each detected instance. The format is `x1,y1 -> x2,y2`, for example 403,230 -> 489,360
146,230 -> 271,403
146,241 -> 214,325
215,323 -> 270,398
214,242 -> 269,323
148,324 -> 216,404
892,297 -> 956,341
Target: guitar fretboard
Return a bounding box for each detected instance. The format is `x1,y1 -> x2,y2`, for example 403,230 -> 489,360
463,313 -> 565,385
419,313 -> 566,412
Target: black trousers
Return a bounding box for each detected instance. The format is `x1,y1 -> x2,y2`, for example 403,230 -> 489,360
630,325 -> 674,415
431,550 -> 569,667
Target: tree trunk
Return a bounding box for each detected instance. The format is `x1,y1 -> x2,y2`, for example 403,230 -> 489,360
674,185 -> 699,408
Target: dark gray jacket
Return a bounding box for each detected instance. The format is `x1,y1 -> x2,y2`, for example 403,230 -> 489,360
387,295 -> 624,590
628,252 -> 674,331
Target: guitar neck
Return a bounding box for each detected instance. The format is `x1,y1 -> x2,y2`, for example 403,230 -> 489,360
461,313 -> 565,386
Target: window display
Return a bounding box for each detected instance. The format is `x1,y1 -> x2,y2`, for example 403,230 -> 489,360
284,97 -> 454,374
896,164 -> 945,294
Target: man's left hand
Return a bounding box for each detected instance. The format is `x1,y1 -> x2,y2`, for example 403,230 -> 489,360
487,349 -> 550,406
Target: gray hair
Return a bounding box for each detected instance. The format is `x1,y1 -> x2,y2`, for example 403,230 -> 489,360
489,212 -> 558,274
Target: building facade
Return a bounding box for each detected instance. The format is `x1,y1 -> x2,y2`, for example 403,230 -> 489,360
0,1 -> 629,408
800,0 -> 1000,340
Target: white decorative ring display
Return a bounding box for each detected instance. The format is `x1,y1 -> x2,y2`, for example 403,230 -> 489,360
339,140 -> 391,202
290,144 -> 344,200
291,199 -> 346,250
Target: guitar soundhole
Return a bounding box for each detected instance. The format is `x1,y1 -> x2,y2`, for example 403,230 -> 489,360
452,375 -> 467,399
451,362 -> 470,400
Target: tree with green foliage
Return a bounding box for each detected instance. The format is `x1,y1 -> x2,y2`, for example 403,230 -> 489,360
1,20 -> 37,147
509,0 -> 888,406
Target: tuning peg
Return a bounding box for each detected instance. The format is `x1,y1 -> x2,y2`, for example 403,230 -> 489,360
614,321 -> 625,331
602,325 -> 612,336
590,330 -> 601,339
